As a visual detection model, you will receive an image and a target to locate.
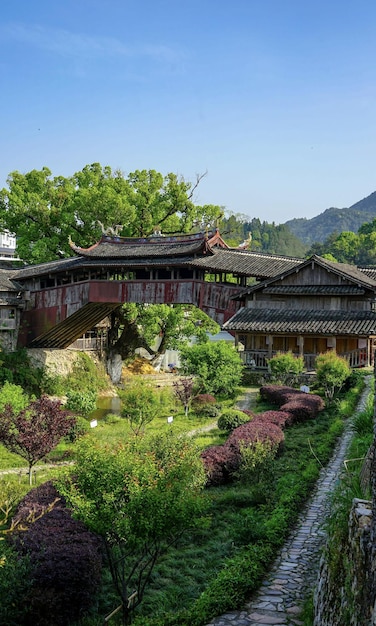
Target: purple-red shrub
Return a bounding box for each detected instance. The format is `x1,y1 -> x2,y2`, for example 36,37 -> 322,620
10,481 -> 103,626
259,385 -> 301,406
192,393 -> 217,406
227,420 -> 285,456
200,445 -> 238,486
280,393 -> 325,422
255,410 -> 293,429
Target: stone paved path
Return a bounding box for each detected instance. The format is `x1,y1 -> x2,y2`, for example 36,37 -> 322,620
205,377 -> 372,626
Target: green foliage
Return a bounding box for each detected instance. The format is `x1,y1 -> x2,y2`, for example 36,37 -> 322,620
0,349 -> 44,395
0,382 -> 29,413
65,389 -> 97,417
193,403 -> 221,419
0,164 -> 222,264
179,341 -> 244,398
58,432 -> 207,623
353,393 -> 373,436
66,353 -> 109,393
119,377 -> 170,435
221,215 -> 307,257
267,351 -> 304,383
315,352 -> 351,401
65,415 -> 91,442
0,542 -> 31,624
217,409 -> 250,432
236,439 -> 277,484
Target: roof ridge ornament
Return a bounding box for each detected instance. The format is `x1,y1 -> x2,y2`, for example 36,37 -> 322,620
96,221 -> 123,236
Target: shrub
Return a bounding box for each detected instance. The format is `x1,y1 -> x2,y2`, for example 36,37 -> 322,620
66,353 -> 109,393
0,542 -> 31,626
65,415 -> 91,442
0,382 -> 29,413
65,389 -> 97,417
236,438 -> 278,484
10,481 -> 103,626
191,394 -> 220,418
256,410 -> 293,429
192,394 -> 217,406
315,351 -> 351,401
280,393 -> 325,422
259,385 -> 301,406
227,420 -> 285,457
267,351 -> 304,383
179,341 -> 244,397
0,348 -> 44,396
200,445 -> 238,487
217,409 -> 251,433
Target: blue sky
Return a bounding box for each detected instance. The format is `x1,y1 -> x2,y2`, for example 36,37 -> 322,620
2,0 -> 376,223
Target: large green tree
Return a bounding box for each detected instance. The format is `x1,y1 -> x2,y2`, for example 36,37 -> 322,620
0,164 -> 222,264
58,433 -> 207,624
111,303 -> 219,361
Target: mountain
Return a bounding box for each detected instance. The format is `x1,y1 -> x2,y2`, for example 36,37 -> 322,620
284,191 -> 376,245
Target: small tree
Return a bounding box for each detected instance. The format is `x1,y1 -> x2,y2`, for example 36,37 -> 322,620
0,396 -> 76,484
173,377 -> 196,416
267,351 -> 304,384
315,351 -> 351,401
179,341 -> 244,397
119,377 -> 166,435
58,433 -> 207,625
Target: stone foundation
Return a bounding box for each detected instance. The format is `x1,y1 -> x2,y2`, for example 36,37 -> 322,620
314,498 -> 372,626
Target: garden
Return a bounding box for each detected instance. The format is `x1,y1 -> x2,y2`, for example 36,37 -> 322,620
0,345 -> 372,626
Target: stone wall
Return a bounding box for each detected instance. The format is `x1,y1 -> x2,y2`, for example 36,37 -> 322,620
314,498 -> 372,626
26,348 -> 103,378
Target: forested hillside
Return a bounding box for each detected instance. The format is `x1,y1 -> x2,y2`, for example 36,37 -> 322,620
285,191 -> 376,245
221,215 -> 308,257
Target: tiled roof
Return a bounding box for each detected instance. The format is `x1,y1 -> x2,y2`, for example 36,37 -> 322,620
13,257 -> 82,279
223,307 -> 376,336
189,249 -> 303,278
263,285 -> 366,295
360,267 -> 376,281
235,255 -> 376,300
69,232 -> 210,259
0,269 -> 24,292
316,256 -> 376,287
13,255 -> 201,279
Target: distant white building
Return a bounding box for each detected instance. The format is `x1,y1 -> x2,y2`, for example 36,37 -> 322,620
0,231 -> 16,259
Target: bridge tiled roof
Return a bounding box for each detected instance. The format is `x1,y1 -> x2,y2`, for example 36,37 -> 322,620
188,249 -> 303,278
69,232 -> 214,259
223,308 -> 376,336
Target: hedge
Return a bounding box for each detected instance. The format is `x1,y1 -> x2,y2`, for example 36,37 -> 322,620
10,481 -> 103,626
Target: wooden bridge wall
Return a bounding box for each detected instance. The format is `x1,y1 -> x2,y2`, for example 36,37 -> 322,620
18,279 -> 241,347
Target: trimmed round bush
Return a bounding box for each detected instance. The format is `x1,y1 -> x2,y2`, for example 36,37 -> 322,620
217,409 -> 251,433
227,420 -> 285,456
10,481 -> 103,626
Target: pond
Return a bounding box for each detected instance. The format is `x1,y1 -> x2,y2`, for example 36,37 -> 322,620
89,395 -> 122,421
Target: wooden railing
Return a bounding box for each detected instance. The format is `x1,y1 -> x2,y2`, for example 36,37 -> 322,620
340,348 -> 369,368
241,348 -> 370,370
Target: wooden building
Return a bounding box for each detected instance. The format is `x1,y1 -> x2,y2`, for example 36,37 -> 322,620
223,255 -> 376,370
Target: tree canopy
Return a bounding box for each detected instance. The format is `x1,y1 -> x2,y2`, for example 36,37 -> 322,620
0,396 -> 75,484
0,164 -> 222,264
58,433 -> 207,624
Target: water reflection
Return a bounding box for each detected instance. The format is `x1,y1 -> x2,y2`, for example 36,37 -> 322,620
89,396 -> 122,421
